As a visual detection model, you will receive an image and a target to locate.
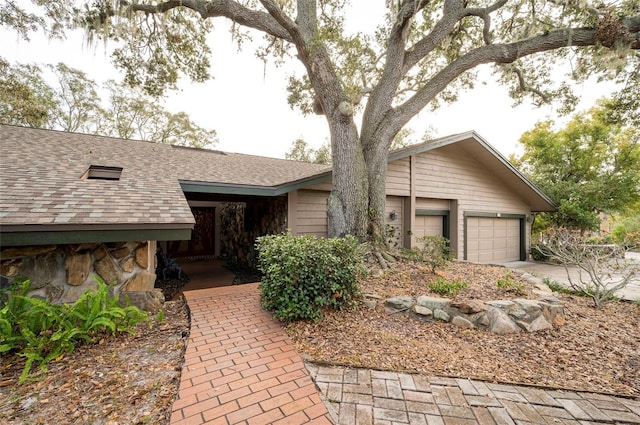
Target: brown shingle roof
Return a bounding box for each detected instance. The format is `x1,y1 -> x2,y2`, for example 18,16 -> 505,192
0,125 -> 330,229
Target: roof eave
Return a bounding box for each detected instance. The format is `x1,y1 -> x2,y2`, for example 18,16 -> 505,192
466,132 -> 557,211
0,223 -> 193,247
179,171 -> 332,196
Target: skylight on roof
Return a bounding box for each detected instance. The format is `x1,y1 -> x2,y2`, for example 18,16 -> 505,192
82,165 -> 123,181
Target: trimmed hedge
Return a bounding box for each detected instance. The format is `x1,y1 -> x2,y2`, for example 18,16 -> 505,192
256,233 -> 364,321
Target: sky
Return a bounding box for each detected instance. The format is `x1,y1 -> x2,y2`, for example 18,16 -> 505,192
0,3 -> 620,160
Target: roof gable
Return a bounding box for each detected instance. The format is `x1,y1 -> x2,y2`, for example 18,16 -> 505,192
386,131 -> 556,212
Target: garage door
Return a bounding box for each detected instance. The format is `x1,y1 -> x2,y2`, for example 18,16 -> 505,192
466,217 -> 521,263
414,215 -> 445,249
415,215 -> 444,238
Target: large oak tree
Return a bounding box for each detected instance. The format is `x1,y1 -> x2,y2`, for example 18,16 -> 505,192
4,0 -> 639,249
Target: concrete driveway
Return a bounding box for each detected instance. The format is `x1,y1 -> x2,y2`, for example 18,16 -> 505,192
501,251 -> 640,302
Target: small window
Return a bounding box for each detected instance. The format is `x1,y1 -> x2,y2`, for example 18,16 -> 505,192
82,165 -> 123,181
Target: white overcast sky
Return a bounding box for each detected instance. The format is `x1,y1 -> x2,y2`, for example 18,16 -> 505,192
0,3 -> 619,159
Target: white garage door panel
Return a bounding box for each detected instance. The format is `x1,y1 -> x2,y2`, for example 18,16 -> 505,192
467,217 -> 520,263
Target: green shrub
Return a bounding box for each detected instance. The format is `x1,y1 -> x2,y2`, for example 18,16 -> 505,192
256,233 -> 364,321
543,277 -> 582,296
428,277 -> 467,297
0,277 -> 149,383
612,215 -> 640,249
401,235 -> 451,273
496,273 -> 526,295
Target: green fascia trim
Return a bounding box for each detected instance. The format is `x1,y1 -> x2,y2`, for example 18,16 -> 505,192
462,211 -> 526,261
180,173 -> 331,197
180,182 -> 274,196
0,229 -> 191,247
415,209 -> 450,216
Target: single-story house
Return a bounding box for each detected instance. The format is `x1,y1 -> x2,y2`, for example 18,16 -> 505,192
0,124 -> 554,304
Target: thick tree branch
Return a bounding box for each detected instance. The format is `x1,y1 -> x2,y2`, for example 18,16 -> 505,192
125,0 -> 293,41
258,0 -> 297,36
381,21 -> 640,140
404,0 -> 507,71
403,0 -> 466,72
361,0 -> 428,144
464,0 -> 509,45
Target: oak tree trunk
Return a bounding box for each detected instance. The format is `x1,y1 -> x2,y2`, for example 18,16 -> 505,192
364,139 -> 390,250
326,114 -> 368,239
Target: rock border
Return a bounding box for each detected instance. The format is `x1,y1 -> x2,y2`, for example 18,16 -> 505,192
367,269 -> 565,334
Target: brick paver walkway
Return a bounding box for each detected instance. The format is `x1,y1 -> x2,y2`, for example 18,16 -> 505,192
170,283 -> 333,425
309,365 -> 640,425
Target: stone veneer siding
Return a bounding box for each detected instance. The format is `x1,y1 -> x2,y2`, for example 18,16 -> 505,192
0,241 -> 157,305
219,197 -> 287,270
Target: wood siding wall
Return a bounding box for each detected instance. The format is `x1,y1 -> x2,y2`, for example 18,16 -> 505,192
413,146 -> 528,212
385,196 -> 404,248
386,158 -> 411,196
416,198 -> 450,210
288,142 -> 533,259
290,189 -> 328,237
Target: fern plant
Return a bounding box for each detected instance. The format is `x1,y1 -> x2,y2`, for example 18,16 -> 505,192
0,276 -> 149,383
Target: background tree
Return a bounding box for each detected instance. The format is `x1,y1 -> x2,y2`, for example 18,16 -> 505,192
0,58 -> 217,149
284,128 -> 431,164
513,100 -> 640,231
285,138 -> 331,164
102,81 -> 217,148
48,63 -> 105,134
3,1 -> 639,251
0,58 -> 56,128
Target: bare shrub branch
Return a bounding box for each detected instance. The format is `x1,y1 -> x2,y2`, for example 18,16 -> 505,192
535,229 -> 638,308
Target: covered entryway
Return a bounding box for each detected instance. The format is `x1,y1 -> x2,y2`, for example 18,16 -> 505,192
465,215 -> 524,263
167,207 -> 217,258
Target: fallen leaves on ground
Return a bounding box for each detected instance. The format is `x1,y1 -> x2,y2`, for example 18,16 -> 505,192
0,299 -> 189,425
287,261 -> 640,396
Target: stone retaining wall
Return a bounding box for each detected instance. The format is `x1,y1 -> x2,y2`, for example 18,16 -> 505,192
0,241 -> 163,311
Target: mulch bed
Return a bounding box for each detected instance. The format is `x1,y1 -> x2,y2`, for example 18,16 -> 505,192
286,261 -> 640,397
